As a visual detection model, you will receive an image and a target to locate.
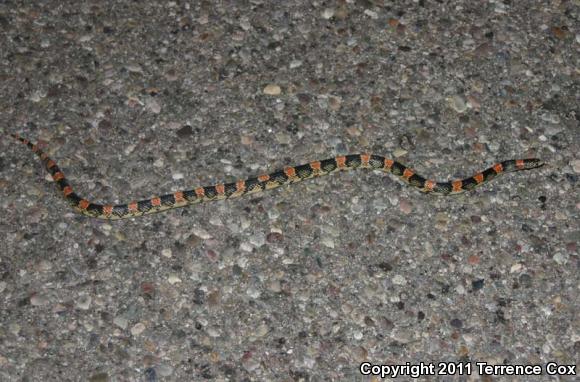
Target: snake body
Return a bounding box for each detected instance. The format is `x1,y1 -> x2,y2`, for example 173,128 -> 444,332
11,133 -> 544,220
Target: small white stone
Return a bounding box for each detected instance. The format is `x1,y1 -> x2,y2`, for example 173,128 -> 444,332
192,227 -> 212,239
205,327 -> 219,337
246,286 -> 261,299
510,263 -> 523,273
393,148 -> 408,158
131,322 -> 146,336
494,2 -> 507,13
239,18 -> 251,31
237,257 -> 248,268
448,95 -> 467,113
249,233 -> 266,248
209,216 -> 223,226
364,9 -> 378,19
30,294 -> 49,306
76,295 -> 91,310
289,60 -> 302,69
9,323 -> 20,335
172,172 -> 184,180
240,242 -> 253,252
275,132 -> 291,144
167,274 -> 182,284
321,8 -> 335,19
126,64 -> 143,73
146,99 -> 161,114
321,237 -> 335,249
255,323 -> 269,337
114,316 -> 129,329
553,252 -> 568,265
392,275 -> 407,285
263,84 -> 281,95
161,248 -> 172,258
570,159 -> 580,174
124,143 -> 137,155
157,364 -> 174,377
29,90 -> 45,102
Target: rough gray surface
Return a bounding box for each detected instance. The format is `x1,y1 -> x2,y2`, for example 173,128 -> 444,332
1,1 -> 578,381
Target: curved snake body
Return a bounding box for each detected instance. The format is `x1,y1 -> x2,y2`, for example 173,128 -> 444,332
11,134 -> 544,220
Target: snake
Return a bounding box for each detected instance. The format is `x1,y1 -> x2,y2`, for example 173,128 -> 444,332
10,133 -> 544,220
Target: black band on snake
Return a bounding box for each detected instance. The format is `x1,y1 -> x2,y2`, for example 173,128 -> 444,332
11,133 -> 544,220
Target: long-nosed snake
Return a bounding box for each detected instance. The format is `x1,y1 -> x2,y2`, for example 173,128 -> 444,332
10,133 -> 544,220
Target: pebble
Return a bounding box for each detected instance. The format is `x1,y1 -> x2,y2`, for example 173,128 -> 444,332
255,323 -> 269,337
246,286 -> 261,299
320,236 -> 335,249
239,18 -> 251,31
448,95 -> 468,113
266,232 -> 284,243
359,6 -> 377,17
89,373 -> 109,382
156,364 -> 173,377
275,132 -> 291,144
467,255 -> 480,265
114,316 -> 129,330
131,322 -> 146,336
510,263 -> 523,273
571,159 -> 580,174
249,233 -> 266,248
145,98 -> 161,114
321,8 -> 335,19
9,323 -> 20,335
240,242 -> 253,252
393,148 -> 407,158
192,227 -> 212,240
289,60 -> 302,69
161,248 -> 172,258
209,215 -> 223,226
540,112 -> 560,124
76,295 -> 91,310
167,274 -> 182,284
350,197 -> 365,214
268,280 -> 282,293
35,260 -> 53,272
263,84 -> 281,95
30,293 -> 49,306
242,353 -> 260,372
552,252 -> 568,265
328,96 -> 342,111
494,2 -> 507,13
203,327 -> 218,338
399,199 -> 413,214
466,94 -> 481,111
388,18 -> 399,27
125,64 -> 143,73
392,274 -> 407,285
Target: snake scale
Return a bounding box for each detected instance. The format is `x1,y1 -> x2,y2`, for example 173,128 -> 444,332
11,133 -> 544,220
